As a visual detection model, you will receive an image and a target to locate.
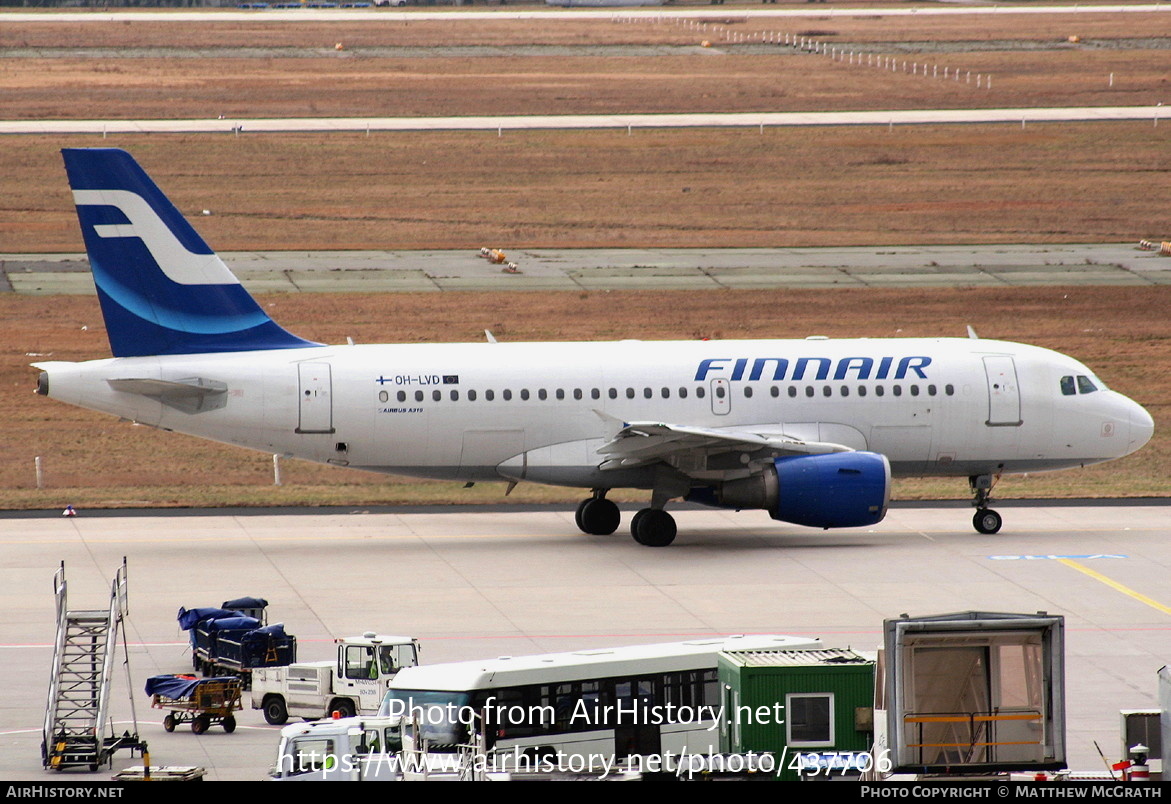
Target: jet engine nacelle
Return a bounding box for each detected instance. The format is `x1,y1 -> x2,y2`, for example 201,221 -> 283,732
691,452 -> 891,529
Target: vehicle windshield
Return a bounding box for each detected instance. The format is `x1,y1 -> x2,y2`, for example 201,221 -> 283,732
378,689 -> 472,747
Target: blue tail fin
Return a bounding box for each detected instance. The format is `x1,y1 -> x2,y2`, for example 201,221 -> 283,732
62,148 -> 318,358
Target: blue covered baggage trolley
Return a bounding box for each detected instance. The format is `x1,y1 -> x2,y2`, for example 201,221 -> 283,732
146,675 -> 243,734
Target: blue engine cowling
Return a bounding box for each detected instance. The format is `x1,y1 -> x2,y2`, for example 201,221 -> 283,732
771,452 -> 890,528
686,452 -> 891,529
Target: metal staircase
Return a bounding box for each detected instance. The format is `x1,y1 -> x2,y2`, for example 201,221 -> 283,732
42,558 -> 141,771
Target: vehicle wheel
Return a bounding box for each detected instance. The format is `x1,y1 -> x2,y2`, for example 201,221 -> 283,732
973,509 -> 1003,535
632,508 -> 677,547
192,714 -> 210,735
222,715 -> 236,734
577,497 -> 620,536
330,699 -> 357,719
263,696 -> 289,726
163,714 -> 175,733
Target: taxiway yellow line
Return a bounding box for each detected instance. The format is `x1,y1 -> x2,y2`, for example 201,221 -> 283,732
1058,558 -> 1171,617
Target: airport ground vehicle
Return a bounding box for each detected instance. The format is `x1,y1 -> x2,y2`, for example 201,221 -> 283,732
379,634 -> 819,761
179,598 -> 296,684
146,675 -> 243,735
254,633 -> 421,725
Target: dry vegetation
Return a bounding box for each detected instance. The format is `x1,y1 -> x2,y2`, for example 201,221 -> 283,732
1,13 -> 1169,120
6,124 -> 1171,252
2,9 -> 1168,510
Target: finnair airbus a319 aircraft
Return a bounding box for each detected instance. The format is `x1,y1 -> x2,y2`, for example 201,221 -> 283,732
34,149 -> 1153,546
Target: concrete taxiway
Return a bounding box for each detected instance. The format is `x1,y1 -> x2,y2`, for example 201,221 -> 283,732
2,502 -> 1169,781
3,106 -> 1168,137
3,243 -> 1168,295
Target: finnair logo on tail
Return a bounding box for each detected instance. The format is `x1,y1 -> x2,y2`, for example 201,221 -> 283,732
72,189 -> 240,287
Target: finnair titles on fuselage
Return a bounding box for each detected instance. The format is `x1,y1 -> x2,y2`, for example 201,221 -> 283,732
34,149 -> 1153,547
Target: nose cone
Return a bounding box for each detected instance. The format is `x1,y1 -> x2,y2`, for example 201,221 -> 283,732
1126,396 -> 1155,456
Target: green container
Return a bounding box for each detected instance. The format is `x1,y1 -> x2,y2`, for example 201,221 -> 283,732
718,648 -> 876,781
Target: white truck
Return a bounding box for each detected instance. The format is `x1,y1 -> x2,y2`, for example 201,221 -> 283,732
269,715 -> 475,781
252,633 -> 420,725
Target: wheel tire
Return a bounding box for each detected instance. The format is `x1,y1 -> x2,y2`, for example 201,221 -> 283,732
578,498 -> 620,536
222,715 -> 236,734
973,509 -> 1003,535
632,508 -> 677,547
330,699 -> 357,719
163,714 -> 175,733
192,714 -> 210,735
263,696 -> 289,726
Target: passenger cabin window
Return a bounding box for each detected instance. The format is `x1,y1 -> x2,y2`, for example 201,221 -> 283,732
1077,375 -> 1098,394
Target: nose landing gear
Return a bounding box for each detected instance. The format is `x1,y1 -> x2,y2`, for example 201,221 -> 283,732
970,474 -> 1003,534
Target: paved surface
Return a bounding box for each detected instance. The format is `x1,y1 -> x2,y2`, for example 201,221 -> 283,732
4,107 -> 1168,136
2,503 -> 1169,781
4,244 -> 1168,295
3,5 -> 1169,23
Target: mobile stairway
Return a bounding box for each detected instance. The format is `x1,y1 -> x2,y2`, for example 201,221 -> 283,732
42,558 -> 142,771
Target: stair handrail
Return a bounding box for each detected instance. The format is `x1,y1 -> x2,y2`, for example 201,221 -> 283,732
42,562 -> 69,766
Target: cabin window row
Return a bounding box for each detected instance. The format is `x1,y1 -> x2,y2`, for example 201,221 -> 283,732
377,383 -> 956,403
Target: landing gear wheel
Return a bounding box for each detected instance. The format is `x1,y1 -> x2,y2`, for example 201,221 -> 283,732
631,508 -> 677,547
973,509 -> 1003,535
263,696 -> 288,726
163,714 -> 175,733
192,714 -> 210,735
575,497 -> 620,536
222,715 -> 236,734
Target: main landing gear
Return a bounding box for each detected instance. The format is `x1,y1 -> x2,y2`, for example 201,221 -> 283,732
574,490 -> 678,547
575,490 -> 620,536
969,474 -> 1003,535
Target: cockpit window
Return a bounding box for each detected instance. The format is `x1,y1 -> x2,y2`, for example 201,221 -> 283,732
1060,376 -> 1075,396
1076,375 -> 1098,394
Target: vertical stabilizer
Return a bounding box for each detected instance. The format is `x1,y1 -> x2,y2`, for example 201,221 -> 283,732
62,148 -> 318,357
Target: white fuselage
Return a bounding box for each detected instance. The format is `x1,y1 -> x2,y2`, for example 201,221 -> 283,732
36,336 -> 1152,490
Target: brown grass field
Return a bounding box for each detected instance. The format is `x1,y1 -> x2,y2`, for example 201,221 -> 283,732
2,13 -> 1169,120
1,9 -> 1168,510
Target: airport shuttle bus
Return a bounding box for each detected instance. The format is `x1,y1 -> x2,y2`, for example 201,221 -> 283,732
378,634 -> 819,766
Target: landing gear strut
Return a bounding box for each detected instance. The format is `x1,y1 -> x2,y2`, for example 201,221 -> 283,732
969,474 -> 1003,534
575,490 -> 620,536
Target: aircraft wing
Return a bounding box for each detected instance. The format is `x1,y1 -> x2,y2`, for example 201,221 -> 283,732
596,421 -> 852,471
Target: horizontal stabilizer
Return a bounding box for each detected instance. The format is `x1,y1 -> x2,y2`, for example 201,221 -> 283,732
107,377 -> 227,414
